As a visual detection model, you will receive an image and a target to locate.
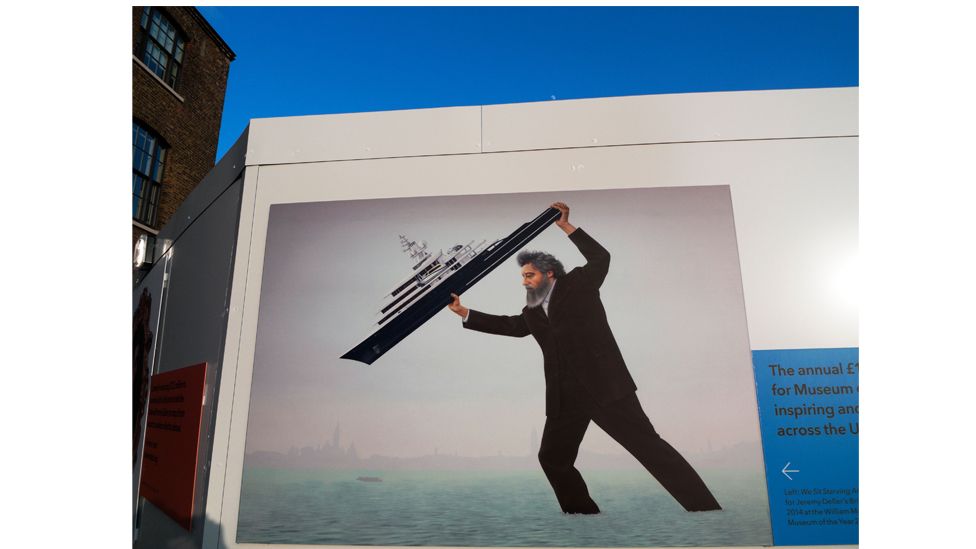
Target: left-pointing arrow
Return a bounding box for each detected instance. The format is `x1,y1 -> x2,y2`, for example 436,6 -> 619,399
782,462 -> 800,480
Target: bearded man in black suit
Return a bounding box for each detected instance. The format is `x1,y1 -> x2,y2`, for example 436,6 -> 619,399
448,202 -> 721,515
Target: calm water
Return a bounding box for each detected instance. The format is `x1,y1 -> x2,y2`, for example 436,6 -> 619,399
237,468 -> 772,546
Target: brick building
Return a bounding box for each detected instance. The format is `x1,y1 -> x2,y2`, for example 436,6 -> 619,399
132,6 -> 235,257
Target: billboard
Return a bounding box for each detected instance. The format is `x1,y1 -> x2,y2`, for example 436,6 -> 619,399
236,186 -> 771,546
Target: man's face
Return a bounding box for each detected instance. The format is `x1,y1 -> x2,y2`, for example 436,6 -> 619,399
522,264 -> 555,308
521,264 -> 554,289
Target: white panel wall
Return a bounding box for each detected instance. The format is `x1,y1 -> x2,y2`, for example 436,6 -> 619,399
483,87 -> 857,152
209,88 -> 858,549
246,106 -> 483,165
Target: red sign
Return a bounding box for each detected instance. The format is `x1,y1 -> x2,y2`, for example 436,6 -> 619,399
139,362 -> 207,531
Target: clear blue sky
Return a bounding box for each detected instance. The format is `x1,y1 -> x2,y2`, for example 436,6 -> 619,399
198,6 -> 858,160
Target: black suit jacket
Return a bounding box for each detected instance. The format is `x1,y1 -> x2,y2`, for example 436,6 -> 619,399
464,228 -> 637,416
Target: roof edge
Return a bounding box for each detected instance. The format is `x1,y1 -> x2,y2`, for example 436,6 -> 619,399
186,7 -> 236,61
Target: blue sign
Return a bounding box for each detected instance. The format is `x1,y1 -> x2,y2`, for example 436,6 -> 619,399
752,348 -> 859,546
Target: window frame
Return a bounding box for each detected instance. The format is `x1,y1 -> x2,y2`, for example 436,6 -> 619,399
135,7 -> 187,90
132,120 -> 168,227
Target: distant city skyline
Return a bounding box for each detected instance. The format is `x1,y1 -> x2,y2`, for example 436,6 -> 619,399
243,418 -> 763,472
284,420 -> 545,459
251,419 -> 741,462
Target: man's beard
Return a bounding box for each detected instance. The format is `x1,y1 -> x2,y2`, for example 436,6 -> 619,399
525,276 -> 553,308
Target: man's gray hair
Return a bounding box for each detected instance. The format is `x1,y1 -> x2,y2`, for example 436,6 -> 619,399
517,250 -> 566,278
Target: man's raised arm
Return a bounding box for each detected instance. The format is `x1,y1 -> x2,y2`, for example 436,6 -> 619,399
552,202 -> 610,289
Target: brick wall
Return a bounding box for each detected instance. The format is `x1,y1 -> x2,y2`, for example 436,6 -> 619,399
132,7 -> 233,241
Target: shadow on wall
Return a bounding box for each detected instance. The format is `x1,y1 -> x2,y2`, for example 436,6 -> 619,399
135,500 -> 233,549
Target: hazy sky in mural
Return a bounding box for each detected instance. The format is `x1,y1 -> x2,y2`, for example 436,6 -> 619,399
244,186 -> 758,459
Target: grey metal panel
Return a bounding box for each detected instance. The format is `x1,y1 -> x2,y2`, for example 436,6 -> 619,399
135,173 -> 245,549
154,127 -> 249,261
482,87 -> 858,152
201,164 -> 261,549
244,105 -> 482,166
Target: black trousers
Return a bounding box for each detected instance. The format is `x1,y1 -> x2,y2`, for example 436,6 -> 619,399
538,374 -> 721,514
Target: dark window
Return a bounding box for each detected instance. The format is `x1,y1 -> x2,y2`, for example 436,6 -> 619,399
133,121 -> 167,226
136,7 -> 186,88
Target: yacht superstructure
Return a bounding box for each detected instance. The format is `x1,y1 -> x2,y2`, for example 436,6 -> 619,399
341,206 -> 561,364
